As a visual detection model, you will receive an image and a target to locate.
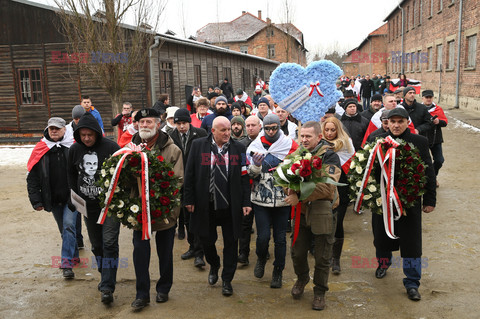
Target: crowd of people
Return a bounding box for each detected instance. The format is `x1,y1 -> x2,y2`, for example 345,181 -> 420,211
26,73 -> 445,311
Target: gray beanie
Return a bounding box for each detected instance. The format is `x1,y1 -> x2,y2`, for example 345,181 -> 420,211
263,114 -> 281,144
214,96 -> 228,106
72,105 -> 85,119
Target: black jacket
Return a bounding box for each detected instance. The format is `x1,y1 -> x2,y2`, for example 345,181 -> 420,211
169,126 -> 207,164
341,112 -> 369,151
425,105 -> 447,145
401,100 -> 433,136
27,132 -> 70,212
360,79 -> 374,98
67,113 -> 120,210
361,107 -> 378,121
220,82 -> 234,99
184,135 -> 251,239
367,129 -> 436,257
153,100 -> 168,115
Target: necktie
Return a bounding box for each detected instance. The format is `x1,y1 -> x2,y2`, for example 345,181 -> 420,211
209,142 -> 229,210
182,133 -> 187,150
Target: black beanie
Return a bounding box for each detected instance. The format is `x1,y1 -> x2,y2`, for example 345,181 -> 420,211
174,108 -> 191,123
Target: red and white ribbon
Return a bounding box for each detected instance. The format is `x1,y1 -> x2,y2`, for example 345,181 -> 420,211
97,142 -> 152,240
308,81 -> 324,97
354,136 -> 403,239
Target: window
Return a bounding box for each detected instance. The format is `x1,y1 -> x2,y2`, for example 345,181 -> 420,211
259,69 -> 265,81
447,40 -> 455,70
413,1 -> 417,27
240,46 -> 248,54
419,0 -> 423,25
268,44 -> 276,58
466,35 -> 477,68
430,0 -> 434,16
223,67 -> 232,82
194,65 -> 202,87
266,28 -> 274,37
242,68 -> 251,90
213,66 -> 219,86
436,44 -> 443,71
18,68 -> 44,105
417,50 -> 422,71
159,61 -> 173,103
406,6 -> 410,30
428,47 -> 433,70
438,0 -> 443,12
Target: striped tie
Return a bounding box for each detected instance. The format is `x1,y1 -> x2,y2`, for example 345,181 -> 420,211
210,142 -> 229,210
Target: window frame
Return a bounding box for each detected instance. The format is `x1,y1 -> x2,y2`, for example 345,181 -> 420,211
17,68 -> 45,106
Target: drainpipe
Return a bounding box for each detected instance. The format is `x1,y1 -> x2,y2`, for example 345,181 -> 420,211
454,0 -> 464,108
149,35 -> 161,105
399,4 -> 404,74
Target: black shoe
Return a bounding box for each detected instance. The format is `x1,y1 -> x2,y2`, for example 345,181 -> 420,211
375,267 -> 388,279
208,266 -> 219,285
101,290 -> 114,304
222,281 -> 233,296
254,258 -> 266,278
181,249 -> 195,260
62,268 -> 74,279
131,298 -> 149,310
407,288 -> 421,301
237,253 -> 249,265
194,256 -> 206,268
177,228 -> 185,240
270,267 -> 283,288
77,239 -> 84,249
156,292 -> 168,303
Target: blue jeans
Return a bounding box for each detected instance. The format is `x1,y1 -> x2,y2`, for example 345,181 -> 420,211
51,203 -> 78,268
376,250 -> 421,289
254,204 -> 290,270
99,214 -> 120,292
362,97 -> 370,111
430,143 -> 444,175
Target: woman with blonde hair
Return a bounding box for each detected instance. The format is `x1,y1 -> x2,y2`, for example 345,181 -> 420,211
321,117 -> 355,275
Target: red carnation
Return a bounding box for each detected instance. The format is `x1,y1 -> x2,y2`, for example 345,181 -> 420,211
417,164 -> 424,173
173,189 -> 179,196
404,144 -> 412,151
137,214 -> 143,223
413,174 -> 420,182
299,166 -> 312,178
167,171 -> 175,177
149,190 -> 156,197
163,208 -> 170,215
157,155 -> 164,162
155,173 -> 162,180
159,196 -> 171,206
291,163 -> 301,173
152,209 -> 162,218
412,185 -> 420,194
129,157 -> 140,167
406,156 -> 414,164
160,181 -> 170,189
399,187 -> 408,195
312,158 -> 323,170
402,167 -> 410,175
398,178 -> 408,185
150,178 -> 155,183
300,159 -> 311,168
407,195 -> 416,203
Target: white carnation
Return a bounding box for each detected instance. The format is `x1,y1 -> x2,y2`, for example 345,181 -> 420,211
350,161 -> 356,169
364,144 -> 371,151
355,166 -> 363,174
101,169 -> 106,177
358,153 -> 365,162
114,187 -> 120,193
109,204 -> 115,209
356,181 -> 362,188
286,169 -> 294,176
283,159 -> 291,165
368,184 -> 377,192
130,205 -> 139,213
117,212 -> 124,218
376,197 -> 383,207
304,153 -> 312,160
364,194 -> 372,200
117,200 -> 124,208
127,216 -> 135,223
109,167 -> 115,175
104,180 -> 110,187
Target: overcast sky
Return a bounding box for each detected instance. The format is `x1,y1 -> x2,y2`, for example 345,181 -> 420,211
31,0 -> 400,57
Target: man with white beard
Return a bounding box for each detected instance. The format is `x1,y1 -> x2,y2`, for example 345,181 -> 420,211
129,108 -> 184,311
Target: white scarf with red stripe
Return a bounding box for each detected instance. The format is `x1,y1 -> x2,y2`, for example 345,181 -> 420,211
27,127 -> 74,172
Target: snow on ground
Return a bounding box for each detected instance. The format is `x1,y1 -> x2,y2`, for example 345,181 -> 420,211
0,145 -> 34,167
452,118 -> 480,133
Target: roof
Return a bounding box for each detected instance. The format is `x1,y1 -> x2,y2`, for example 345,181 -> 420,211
196,12 -> 304,47
346,23 -> 388,54
384,1 -> 407,22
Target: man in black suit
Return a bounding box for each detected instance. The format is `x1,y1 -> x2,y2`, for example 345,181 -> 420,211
184,116 -> 252,296
169,108 -> 207,268
367,107 -> 436,302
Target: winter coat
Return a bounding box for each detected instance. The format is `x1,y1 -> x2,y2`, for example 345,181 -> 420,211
132,130 -> 184,232
400,100 -> 433,136
361,107 -> 378,121
360,79 -> 374,98
220,82 -> 234,99
372,77 -> 381,92
86,106 -> 104,131
152,100 -> 168,115
67,113 -> 120,211
200,108 -> 233,133
280,120 -> 298,140
340,112 -> 369,151
367,129 -> 436,257
183,135 -> 251,240
111,113 -> 133,144
425,104 -> 447,145
169,126 -> 207,164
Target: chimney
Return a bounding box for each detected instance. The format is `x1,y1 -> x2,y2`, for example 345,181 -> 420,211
242,11 -> 246,14
266,17 -> 271,24
258,10 -> 262,19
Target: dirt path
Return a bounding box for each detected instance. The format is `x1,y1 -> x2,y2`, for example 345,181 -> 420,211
0,114 -> 479,319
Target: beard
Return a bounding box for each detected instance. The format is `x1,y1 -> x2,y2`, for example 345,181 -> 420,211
216,107 -> 227,115
139,128 -> 157,140
232,128 -> 243,137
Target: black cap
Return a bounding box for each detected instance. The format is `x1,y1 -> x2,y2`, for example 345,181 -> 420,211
371,94 -> 383,102
403,86 -> 416,96
174,108 -> 191,123
343,98 -> 360,110
394,88 -> 403,94
387,107 -> 409,119
134,108 -> 160,121
422,89 -> 434,97
235,88 -> 244,96
207,92 -> 219,100
343,90 -> 356,98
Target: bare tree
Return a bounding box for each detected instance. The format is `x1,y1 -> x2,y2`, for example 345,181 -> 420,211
54,0 -> 166,119
276,0 -> 296,63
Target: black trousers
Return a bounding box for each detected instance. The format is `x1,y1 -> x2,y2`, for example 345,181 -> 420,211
199,204 -> 238,282
238,207 -> 254,256
132,227 -> 175,299
184,207 -> 204,257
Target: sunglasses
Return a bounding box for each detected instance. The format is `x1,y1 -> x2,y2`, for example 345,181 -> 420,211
264,126 -> 279,132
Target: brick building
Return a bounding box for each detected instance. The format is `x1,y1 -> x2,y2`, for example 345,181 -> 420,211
384,0 -> 480,110
196,11 -> 307,67
342,24 -> 388,77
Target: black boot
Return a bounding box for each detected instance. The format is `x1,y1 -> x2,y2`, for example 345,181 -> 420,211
270,267 -> 283,288
331,237 -> 344,275
254,258 -> 267,278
